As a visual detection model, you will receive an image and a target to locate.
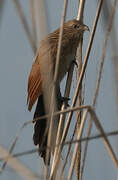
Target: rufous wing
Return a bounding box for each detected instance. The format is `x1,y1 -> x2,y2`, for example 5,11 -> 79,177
27,61 -> 42,111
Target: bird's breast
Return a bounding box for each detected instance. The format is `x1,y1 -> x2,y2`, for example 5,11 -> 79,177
57,51 -> 76,82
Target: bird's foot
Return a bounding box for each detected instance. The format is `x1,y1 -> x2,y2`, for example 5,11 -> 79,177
72,59 -> 78,68
68,59 -> 78,72
59,96 -> 70,107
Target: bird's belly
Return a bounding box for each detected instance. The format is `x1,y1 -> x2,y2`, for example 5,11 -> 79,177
58,53 -> 75,82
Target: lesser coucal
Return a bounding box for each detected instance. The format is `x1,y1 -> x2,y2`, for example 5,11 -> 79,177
27,19 -> 89,164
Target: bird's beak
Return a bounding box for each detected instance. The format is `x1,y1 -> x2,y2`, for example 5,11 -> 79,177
83,24 -> 90,31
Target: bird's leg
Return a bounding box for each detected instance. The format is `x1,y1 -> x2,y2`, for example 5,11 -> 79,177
68,58 -> 78,72
56,85 -> 70,107
72,59 -> 78,67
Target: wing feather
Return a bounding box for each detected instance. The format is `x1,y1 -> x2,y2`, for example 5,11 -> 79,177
27,62 -> 42,111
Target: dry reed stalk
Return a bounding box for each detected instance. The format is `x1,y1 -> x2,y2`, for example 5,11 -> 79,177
0,101 -> 108,176
88,108 -> 118,170
76,43 -> 82,180
0,103 -> 117,179
62,130 -> 118,147
110,2 -> 118,113
68,105 -> 118,179
13,0 -> 36,53
68,109 -> 88,180
1,125 -> 118,161
0,146 -> 39,180
0,123 -> 26,175
30,0 -> 48,48
0,105 -> 89,176
80,0 -> 118,179
30,0 -> 37,46
50,1 -> 87,178
45,0 -> 69,179
61,121 -> 78,177
0,129 -> 118,163
50,63 -> 75,178
50,0 -> 104,178
76,1 -> 86,179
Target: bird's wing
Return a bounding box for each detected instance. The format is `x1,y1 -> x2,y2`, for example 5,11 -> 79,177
27,59 -> 42,111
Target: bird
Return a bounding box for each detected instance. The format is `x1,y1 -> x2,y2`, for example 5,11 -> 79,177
27,19 -> 89,164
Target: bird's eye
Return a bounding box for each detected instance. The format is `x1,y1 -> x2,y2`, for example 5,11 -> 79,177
73,24 -> 78,29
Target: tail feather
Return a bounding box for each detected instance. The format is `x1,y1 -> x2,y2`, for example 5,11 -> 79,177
33,89 -> 63,165
33,95 -> 48,164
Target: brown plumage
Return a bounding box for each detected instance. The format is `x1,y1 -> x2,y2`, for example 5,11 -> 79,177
27,19 -> 89,164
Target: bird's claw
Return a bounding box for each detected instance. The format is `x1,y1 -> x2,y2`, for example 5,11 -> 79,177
72,60 -> 78,68
60,97 -> 70,107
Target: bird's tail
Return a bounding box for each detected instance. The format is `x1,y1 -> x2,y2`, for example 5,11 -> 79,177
33,94 -> 49,164
33,90 -> 63,165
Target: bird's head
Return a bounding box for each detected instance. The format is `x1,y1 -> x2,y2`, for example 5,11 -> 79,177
63,19 -> 89,38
